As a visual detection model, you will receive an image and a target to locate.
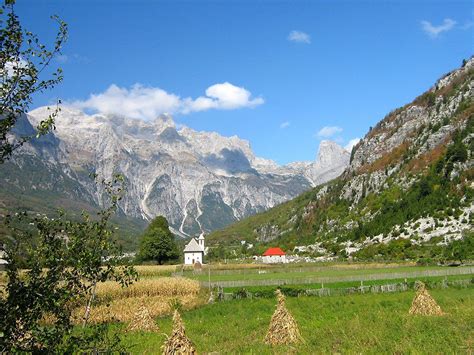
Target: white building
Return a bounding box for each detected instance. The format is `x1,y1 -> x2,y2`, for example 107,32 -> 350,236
262,247 -> 287,264
183,234 -> 205,265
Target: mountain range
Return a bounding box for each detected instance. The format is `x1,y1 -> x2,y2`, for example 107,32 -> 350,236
208,58 -> 474,261
0,106 -> 350,243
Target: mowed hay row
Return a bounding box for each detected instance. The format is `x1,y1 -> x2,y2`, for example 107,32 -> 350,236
74,294 -> 202,324
96,277 -> 201,301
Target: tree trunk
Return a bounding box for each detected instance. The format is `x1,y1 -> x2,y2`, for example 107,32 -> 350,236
82,282 -> 97,328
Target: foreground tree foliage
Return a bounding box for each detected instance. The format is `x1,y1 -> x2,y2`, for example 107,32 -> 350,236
137,216 -> 179,265
0,3 -> 139,352
0,175 -> 137,352
0,0 -> 67,163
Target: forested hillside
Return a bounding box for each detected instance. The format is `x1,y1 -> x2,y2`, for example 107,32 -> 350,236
208,58 -> 474,262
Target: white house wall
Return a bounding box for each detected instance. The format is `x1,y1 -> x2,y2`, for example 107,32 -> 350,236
184,252 -> 203,265
263,255 -> 287,264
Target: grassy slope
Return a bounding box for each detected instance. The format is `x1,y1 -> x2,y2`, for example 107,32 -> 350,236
119,287 -> 474,353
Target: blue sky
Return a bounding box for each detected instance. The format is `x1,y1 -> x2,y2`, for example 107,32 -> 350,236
18,0 -> 473,164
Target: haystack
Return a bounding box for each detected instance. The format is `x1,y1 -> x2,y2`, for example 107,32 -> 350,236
264,289 -> 303,345
409,282 -> 444,316
162,310 -> 197,355
127,303 -> 159,332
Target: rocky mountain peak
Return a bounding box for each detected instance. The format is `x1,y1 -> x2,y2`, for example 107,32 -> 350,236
5,106 -> 351,238
316,140 -> 350,168
178,126 -> 255,162
283,140 -> 350,187
435,56 -> 474,90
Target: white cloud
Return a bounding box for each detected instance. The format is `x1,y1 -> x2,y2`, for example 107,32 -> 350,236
280,121 -> 290,129
317,126 -> 343,138
344,138 -> 360,152
462,21 -> 474,30
55,54 -> 69,63
72,82 -> 264,120
287,30 -> 311,44
55,53 -> 91,64
2,58 -> 28,77
421,18 -> 456,38
205,82 -> 263,110
73,84 -> 182,120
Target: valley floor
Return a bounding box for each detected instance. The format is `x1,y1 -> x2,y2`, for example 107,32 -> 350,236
184,263 -> 473,287
119,286 -> 473,354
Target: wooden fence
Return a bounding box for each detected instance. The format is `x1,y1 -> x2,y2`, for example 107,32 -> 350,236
178,263 -> 415,277
217,278 -> 472,301
200,266 -> 474,288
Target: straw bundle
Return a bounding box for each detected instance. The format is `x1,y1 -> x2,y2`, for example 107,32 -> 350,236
264,289 -> 303,345
162,310 -> 197,355
409,282 -> 444,316
127,303 -> 159,332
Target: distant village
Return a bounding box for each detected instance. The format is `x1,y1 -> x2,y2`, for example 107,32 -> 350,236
182,234 -> 337,265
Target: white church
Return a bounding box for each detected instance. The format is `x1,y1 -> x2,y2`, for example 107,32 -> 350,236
183,233 -> 206,265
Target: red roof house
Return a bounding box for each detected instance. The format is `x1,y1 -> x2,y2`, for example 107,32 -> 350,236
262,247 -> 287,263
263,247 -> 286,256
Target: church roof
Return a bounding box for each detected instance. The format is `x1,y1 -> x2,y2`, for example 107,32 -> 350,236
183,238 -> 204,253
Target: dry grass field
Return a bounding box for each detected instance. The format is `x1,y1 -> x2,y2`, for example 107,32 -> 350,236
96,277 -> 200,299
133,263 -> 274,278
134,265 -> 182,278
72,277 -> 205,324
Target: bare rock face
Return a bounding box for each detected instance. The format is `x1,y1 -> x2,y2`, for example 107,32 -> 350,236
350,57 -> 474,175
344,57 -> 474,208
286,140 -> 350,186
4,108 -> 350,237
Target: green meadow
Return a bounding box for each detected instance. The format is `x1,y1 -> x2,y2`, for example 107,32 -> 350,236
118,286 -> 473,354
186,264 -> 471,283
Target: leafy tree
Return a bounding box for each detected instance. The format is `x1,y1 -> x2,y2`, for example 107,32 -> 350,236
418,178 -> 432,198
240,242 -> 249,257
446,139 -> 467,164
0,2 -> 137,353
207,243 -> 228,262
0,0 -> 67,163
444,233 -> 474,264
0,175 -> 137,353
137,216 -> 179,264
